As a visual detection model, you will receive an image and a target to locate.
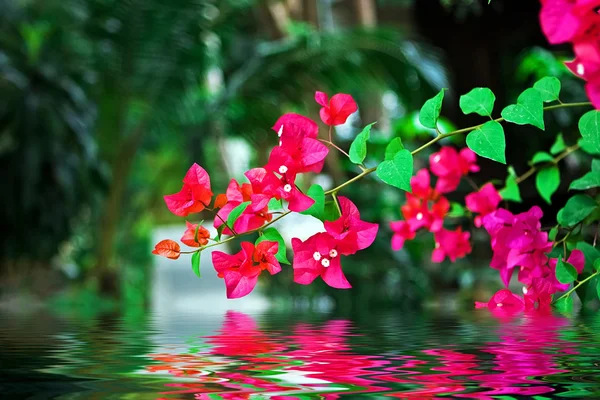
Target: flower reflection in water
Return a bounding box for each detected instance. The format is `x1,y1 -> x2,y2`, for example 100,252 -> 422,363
146,310 -> 577,398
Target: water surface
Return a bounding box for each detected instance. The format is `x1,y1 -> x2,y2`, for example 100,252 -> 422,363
2,308 -> 600,399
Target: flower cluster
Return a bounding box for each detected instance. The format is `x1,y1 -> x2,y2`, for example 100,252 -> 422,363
153,91 -> 379,298
390,147 -> 479,262
540,0 -> 600,108
477,206 -> 585,310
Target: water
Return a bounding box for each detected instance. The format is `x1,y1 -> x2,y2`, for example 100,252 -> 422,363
2,308 -> 600,399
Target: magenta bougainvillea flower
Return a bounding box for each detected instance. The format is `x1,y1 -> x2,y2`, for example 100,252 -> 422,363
475,289 -> 525,311
324,196 -> 379,255
292,232 -> 352,289
432,228 -> 472,262
245,167 -> 314,212
214,179 -> 273,234
429,147 -> 479,194
390,220 -> 416,251
465,183 -> 502,227
265,127 -> 329,174
315,91 -> 358,126
565,27 -> 600,108
163,163 -> 213,217
180,221 -> 210,247
212,241 -> 281,299
401,193 -> 449,233
272,112 -> 319,139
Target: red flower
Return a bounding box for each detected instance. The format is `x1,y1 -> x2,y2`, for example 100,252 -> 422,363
315,91 -> 358,126
265,127 -> 329,174
163,163 -> 213,217
180,221 -> 210,247
272,113 -> 319,139
292,232 -> 351,289
475,289 -> 525,312
245,168 -> 314,213
401,194 -> 449,233
429,147 -> 479,194
324,196 -> 379,255
212,241 -> 281,299
152,239 -> 181,259
431,228 -> 472,262
214,179 -> 272,234
465,183 -> 502,227
390,221 -> 416,251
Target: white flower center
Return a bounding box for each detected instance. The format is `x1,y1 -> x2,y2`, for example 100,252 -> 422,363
416,212 -> 423,220
329,249 -> 338,258
279,140 -> 283,146
577,63 -> 585,76
278,125 -> 284,137
522,286 -> 528,295
321,258 -> 330,268
283,184 -> 292,193
433,154 -> 441,163
496,303 -> 503,307
279,165 -> 288,174
313,252 -> 321,261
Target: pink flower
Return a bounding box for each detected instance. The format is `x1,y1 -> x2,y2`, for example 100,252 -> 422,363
265,127 -> 329,174
315,91 -> 358,126
212,241 -> 281,299
272,113 -> 319,139
475,289 -> 525,311
245,168 -> 314,213
180,221 -> 210,247
163,163 -> 213,217
390,220 -> 416,251
431,228 -> 472,262
214,179 -> 272,234
465,183 -> 502,227
411,168 -> 435,200
291,232 -> 351,289
565,28 -> 600,108
539,0 -> 600,44
429,147 -> 479,194
401,193 -> 449,232
323,196 -> 379,255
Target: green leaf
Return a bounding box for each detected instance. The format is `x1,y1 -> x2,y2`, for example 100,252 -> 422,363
579,138 -> 600,155
323,201 -> 340,221
191,251 -> 201,278
448,202 -> 466,217
501,88 -> 545,130
459,87 -> 496,117
549,227 -> 558,241
569,159 -> 600,190
215,224 -> 226,241
256,227 -> 290,264
557,194 -> 598,226
268,198 -> 283,211
226,201 -> 251,233
530,151 -> 554,164
499,166 -> 522,202
299,184 -> 326,221
579,110 -> 600,154
533,76 -> 561,102
595,258 -> 600,272
384,137 -> 404,161
550,133 -> 567,155
419,89 -> 445,129
576,242 -> 600,273
376,149 -> 413,192
554,295 -> 573,313
536,166 -> 560,204
349,122 -> 375,164
466,120 -> 506,163
556,258 -> 578,284
596,279 -> 600,300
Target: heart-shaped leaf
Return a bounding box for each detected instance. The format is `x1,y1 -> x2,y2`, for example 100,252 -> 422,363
557,194 -> 598,226
578,110 -> 600,153
349,122 -> 376,164
499,166 -> 522,203
459,87 -> 495,117
501,88 -> 545,130
556,258 -> 577,284
376,149 -> 413,192
533,76 -> 561,102
466,120 -> 506,163
550,133 -> 566,155
536,166 -> 560,204
256,228 -> 289,264
299,184 -> 326,221
191,251 -> 201,277
384,137 -> 404,161
419,89 -> 445,129
570,159 -> 600,190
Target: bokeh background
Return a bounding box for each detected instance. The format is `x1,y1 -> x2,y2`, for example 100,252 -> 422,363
1,0 -> 593,316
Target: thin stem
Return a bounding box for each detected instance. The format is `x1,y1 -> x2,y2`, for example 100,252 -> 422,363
325,166 -> 376,195
328,125 -> 333,143
331,192 -> 342,217
319,138 -> 361,169
554,270 -> 600,304
515,144 -> 580,185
